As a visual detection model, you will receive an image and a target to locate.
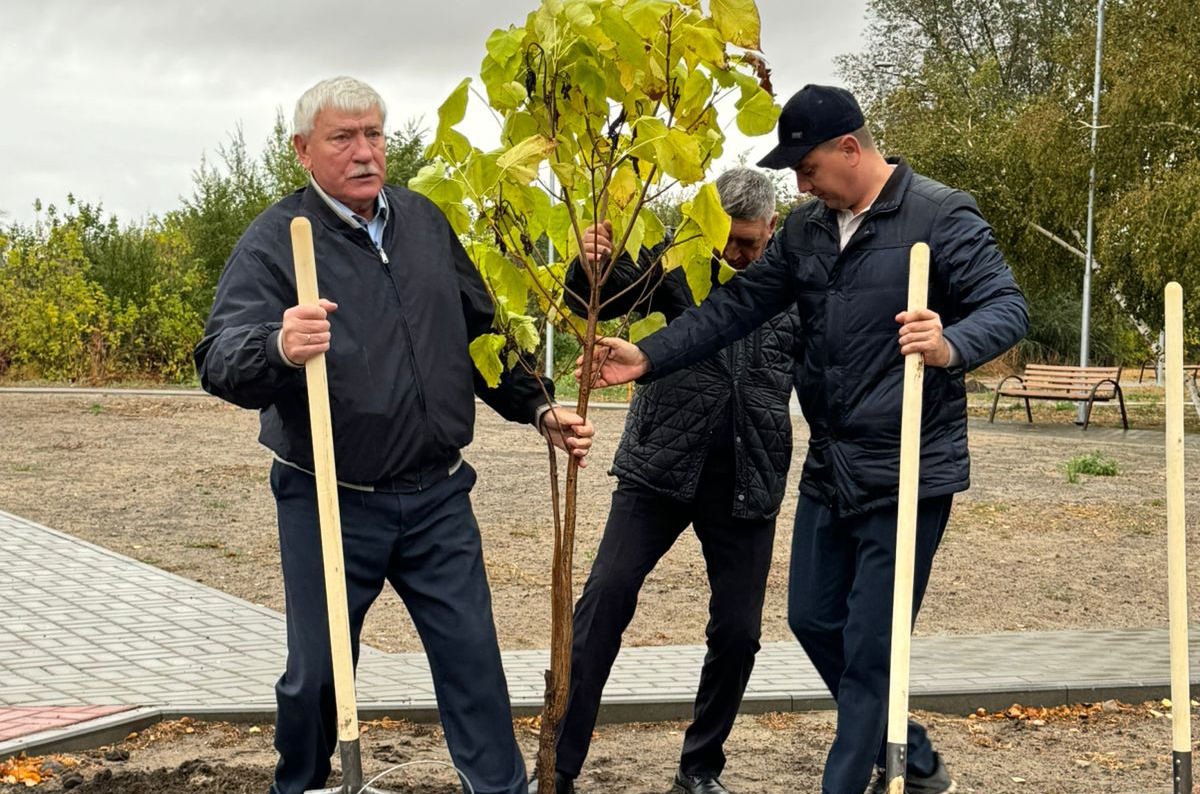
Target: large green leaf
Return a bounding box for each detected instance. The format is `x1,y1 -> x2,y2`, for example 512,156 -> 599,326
640,207 -> 668,248
570,60 -> 608,109
655,127 -> 705,184
509,312 -> 542,353
629,311 -> 667,343
409,163 -> 472,233
469,333 -> 506,387
496,134 -> 558,184
735,87 -> 781,136
482,248 -> 529,310
408,162 -> 464,206
428,78 -> 473,163
710,0 -> 761,50
683,182 -> 731,249
608,161 -> 640,208
677,22 -> 726,69
628,116 -> 669,162
624,0 -> 675,38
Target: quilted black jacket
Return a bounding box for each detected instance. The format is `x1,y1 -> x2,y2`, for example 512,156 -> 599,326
566,244 -> 800,519
638,159 -> 1028,515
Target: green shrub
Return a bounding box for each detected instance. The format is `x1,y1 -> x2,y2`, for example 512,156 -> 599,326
1065,450 -> 1119,483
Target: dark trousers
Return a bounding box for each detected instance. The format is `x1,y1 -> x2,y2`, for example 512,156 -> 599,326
268,461 -> 526,794
556,472 -> 776,778
787,493 -> 953,794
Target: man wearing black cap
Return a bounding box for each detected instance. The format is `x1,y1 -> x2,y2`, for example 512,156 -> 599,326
577,84 -> 1028,794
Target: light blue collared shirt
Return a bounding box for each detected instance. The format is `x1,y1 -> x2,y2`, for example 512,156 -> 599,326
308,177 -> 389,250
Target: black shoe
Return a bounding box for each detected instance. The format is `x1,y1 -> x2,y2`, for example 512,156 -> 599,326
672,767 -> 733,794
528,770 -> 574,794
865,757 -> 957,794
906,756 -> 956,794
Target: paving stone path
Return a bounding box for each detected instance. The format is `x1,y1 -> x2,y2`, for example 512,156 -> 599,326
2,507 -> 1196,759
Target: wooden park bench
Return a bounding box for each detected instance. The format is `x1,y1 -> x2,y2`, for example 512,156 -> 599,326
1138,359 -> 1200,387
989,364 -> 1128,431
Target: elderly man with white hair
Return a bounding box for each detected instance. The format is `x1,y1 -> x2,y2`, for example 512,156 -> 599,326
194,75 -> 594,794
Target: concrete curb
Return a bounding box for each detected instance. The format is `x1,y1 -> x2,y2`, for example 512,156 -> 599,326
1,680 -> 1180,761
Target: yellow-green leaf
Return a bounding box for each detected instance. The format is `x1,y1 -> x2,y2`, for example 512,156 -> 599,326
469,333 -> 506,387
677,23 -> 726,70
624,0 -> 675,38
683,182 -> 730,250
735,87 -> 781,136
608,161 -> 640,208
640,207 -> 667,248
428,78 -> 472,163
509,312 -> 542,353
655,127 -> 705,184
497,134 -> 558,184
710,0 -> 761,50
628,116 -> 669,161
629,311 -> 667,343
482,248 -> 529,311
409,163 -> 464,205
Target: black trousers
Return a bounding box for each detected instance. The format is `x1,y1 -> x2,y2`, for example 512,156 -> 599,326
555,470 -> 776,778
787,493 -> 953,794
268,461 -> 526,794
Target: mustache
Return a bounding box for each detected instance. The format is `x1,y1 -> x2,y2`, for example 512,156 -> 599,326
349,165 -> 381,178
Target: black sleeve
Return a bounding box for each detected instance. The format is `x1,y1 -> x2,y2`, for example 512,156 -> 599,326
563,240 -> 670,320
635,230 -> 799,382
450,221 -> 555,424
193,246 -> 304,409
932,193 -> 1029,370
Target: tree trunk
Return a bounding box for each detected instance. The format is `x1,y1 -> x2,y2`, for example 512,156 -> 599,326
535,293 -> 600,786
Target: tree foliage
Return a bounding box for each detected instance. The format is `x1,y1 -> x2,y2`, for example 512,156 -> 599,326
411,0 -> 779,385
408,0 -> 779,778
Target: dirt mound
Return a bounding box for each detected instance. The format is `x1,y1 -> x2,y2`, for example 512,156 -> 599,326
66,760 -> 272,793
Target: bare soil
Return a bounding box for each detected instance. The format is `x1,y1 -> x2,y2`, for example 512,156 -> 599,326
2,391 -> 1198,655
5,703 -> 1198,793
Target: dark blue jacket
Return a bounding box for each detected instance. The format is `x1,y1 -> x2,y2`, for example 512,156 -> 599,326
194,183 -> 552,489
638,160 -> 1028,515
566,246 -> 800,519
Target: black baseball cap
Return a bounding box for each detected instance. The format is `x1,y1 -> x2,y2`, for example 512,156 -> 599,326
756,84 -> 865,170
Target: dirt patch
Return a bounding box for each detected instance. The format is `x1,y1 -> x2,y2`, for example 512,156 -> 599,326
5,704 -> 1198,793
1,392 -> 1198,656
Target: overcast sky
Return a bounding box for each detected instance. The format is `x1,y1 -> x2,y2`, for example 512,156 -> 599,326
0,1 -> 870,226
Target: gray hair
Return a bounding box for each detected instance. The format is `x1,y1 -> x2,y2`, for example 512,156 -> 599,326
715,168 -> 776,222
293,76 -> 388,138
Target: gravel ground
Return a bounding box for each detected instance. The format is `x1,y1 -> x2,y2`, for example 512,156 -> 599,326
2,391 -> 1197,655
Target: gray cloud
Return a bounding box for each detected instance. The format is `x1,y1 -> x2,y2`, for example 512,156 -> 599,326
0,0 -> 867,224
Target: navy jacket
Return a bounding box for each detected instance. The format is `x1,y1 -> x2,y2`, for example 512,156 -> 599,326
566,246 -> 800,519
194,183 -> 552,489
637,160 -> 1028,514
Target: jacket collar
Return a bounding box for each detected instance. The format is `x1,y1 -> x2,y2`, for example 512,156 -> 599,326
803,156 -> 913,232
300,179 -> 392,236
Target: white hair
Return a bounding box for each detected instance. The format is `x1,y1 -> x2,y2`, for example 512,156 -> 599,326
715,168 -> 776,222
293,76 -> 387,138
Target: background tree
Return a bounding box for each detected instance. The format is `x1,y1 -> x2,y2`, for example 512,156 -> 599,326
409,0 -> 779,778
838,0 -> 1199,364
0,117 -> 429,383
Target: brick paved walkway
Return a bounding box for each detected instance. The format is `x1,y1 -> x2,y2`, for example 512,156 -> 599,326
2,507 -> 1195,759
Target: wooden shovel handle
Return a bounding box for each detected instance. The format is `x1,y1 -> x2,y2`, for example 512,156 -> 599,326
290,217 -> 360,745
885,243 -> 930,792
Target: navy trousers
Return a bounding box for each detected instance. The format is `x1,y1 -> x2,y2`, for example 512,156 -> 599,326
787,493 -> 953,794
555,471 -> 776,779
268,461 -> 526,794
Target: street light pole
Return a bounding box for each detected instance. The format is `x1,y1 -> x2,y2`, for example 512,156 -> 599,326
1078,0 -> 1106,422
